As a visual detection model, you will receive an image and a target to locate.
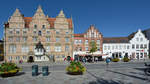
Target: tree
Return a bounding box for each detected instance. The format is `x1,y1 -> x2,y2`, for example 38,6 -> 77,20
89,41 -> 97,62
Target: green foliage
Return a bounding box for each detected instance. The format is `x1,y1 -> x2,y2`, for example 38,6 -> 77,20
0,63 -> 21,74
123,57 -> 130,62
66,61 -> 86,74
112,58 -> 120,62
89,41 -> 97,53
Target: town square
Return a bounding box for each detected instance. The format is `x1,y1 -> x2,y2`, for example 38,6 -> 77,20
0,0 -> 150,84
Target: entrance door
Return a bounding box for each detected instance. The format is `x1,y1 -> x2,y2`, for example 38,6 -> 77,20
27,56 -> 34,62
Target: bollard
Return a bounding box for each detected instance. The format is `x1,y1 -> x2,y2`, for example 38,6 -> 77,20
32,65 -> 38,76
42,66 -> 49,76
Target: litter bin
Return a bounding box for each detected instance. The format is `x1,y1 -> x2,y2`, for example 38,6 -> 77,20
42,66 -> 49,76
32,65 -> 38,76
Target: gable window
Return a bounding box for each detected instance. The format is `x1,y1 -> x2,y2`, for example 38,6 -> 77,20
140,38 -> 143,42
38,31 -> 42,36
34,25 -> 37,29
132,44 -> 135,49
136,44 -> 139,49
136,38 -> 139,41
42,25 -> 45,29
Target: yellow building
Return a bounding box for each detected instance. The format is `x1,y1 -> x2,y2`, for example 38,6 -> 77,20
4,6 -> 74,62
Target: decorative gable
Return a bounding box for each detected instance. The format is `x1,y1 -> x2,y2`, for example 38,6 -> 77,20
8,8 -> 25,28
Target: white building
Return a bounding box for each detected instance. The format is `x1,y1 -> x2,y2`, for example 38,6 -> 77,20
103,29 -> 149,60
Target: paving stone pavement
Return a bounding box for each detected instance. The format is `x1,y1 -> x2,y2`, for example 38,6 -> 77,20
0,67 -> 150,84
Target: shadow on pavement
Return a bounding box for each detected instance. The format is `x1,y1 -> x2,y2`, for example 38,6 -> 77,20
0,72 -> 25,78
86,70 -> 125,84
107,70 -> 146,80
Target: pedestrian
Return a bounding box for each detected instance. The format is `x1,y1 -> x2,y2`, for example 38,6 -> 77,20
106,57 -> 110,66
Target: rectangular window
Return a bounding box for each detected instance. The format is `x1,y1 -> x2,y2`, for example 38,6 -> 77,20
79,40 -> 82,43
9,56 -> 12,60
65,45 -> 69,51
46,37 -> 50,42
97,40 -> 100,44
132,44 -> 135,49
140,44 -> 143,49
8,37 -> 13,42
144,44 -> 147,49
9,44 -> 16,53
16,37 -> 20,42
38,31 -> 42,36
33,37 -> 37,42
66,32 -> 69,34
65,38 -> 69,42
23,56 -> 27,60
85,40 -> 88,44
136,44 -> 139,49
46,31 -> 50,34
23,31 -> 27,34
46,46 -> 50,52
55,46 -> 61,52
16,56 -> 20,60
9,30 -> 13,34
56,37 -> 60,42
97,47 -> 100,51
16,30 -> 20,34
23,37 -> 27,42
85,47 -> 88,51
22,45 -> 29,53
33,31 -> 36,34
42,25 -> 45,29
56,31 -> 59,34
127,45 -> 129,49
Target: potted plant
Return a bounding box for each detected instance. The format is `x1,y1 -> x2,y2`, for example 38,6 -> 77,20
122,57 -> 130,62
112,58 -> 120,62
66,61 -> 86,75
0,63 -> 21,77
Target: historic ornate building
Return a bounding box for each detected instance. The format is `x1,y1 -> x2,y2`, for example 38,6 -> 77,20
103,29 -> 149,60
4,6 -> 74,62
73,25 -> 103,61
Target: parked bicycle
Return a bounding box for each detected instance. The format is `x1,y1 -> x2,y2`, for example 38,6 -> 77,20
144,62 -> 150,76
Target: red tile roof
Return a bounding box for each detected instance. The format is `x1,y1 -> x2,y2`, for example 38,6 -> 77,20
103,37 -> 129,43
5,17 -> 73,28
74,34 -> 84,37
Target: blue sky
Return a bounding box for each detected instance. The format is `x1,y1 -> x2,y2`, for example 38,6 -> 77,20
1,0 -> 150,39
